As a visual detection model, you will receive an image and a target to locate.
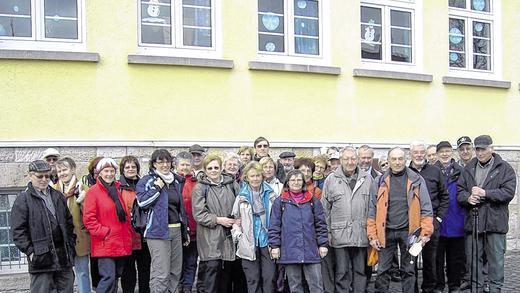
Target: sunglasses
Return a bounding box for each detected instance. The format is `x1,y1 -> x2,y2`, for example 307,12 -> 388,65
256,144 -> 269,148
34,174 -> 51,179
46,157 -> 58,162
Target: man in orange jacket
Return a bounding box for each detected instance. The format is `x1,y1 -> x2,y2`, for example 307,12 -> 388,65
367,147 -> 434,293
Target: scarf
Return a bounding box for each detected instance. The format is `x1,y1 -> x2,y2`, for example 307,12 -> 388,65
155,170 -> 174,184
289,191 -> 305,204
124,176 -> 139,189
61,175 -> 79,199
99,177 -> 126,222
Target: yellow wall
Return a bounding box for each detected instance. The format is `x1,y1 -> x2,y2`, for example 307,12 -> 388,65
1,0 -> 519,145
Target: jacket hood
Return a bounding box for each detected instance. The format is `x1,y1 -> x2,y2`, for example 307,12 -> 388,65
197,172 -> 235,186
280,190 -> 313,204
332,166 -> 368,181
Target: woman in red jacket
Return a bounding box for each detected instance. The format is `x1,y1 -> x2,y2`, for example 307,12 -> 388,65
83,158 -> 132,293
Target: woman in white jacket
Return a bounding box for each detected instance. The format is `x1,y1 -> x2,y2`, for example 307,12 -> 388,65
232,162 -> 278,293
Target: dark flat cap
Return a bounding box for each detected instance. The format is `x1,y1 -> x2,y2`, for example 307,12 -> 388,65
29,160 -> 51,172
436,141 -> 453,152
279,151 -> 296,159
474,135 -> 493,148
457,136 -> 472,148
189,144 -> 205,154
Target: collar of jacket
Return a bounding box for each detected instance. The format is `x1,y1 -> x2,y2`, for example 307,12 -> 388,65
95,177 -> 121,193
280,190 -> 313,204
408,161 -> 430,173
333,166 -> 370,192
434,159 -> 461,182
465,153 -> 504,175
238,181 -> 274,203
26,182 -> 52,198
381,167 -> 422,187
119,175 -> 140,191
198,172 -> 235,186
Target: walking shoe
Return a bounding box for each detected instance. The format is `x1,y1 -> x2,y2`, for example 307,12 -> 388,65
483,283 -> 490,293
460,281 -> 470,290
390,271 -> 402,282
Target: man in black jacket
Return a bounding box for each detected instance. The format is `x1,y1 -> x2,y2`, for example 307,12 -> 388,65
457,135 -> 516,293
11,160 -> 75,293
409,141 -> 449,293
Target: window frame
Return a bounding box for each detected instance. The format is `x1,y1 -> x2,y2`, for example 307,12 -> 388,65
360,1 -> 416,66
0,0 -> 86,51
448,0 -> 496,73
256,0 -> 324,59
137,0 -> 220,57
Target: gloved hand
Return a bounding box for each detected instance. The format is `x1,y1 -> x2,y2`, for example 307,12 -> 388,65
319,246 -> 328,258
270,247 -> 280,260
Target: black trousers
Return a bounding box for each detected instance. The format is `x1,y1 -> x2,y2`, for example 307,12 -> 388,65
121,241 -> 152,293
334,247 -> 367,293
375,229 -> 416,293
321,248 -> 335,293
242,247 -> 276,293
435,236 -> 465,291
199,259 -> 232,293
420,225 -> 440,293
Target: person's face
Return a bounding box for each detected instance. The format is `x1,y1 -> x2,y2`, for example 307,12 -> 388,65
314,161 -> 326,177
205,160 -> 222,182
379,159 -> 389,172
426,147 -> 438,164
224,159 -> 240,176
437,147 -> 453,165
30,171 -> 51,191
410,145 -> 426,167
476,146 -> 493,163
45,156 -> 59,172
340,150 -> 358,174
458,144 -> 474,162
280,157 -> 295,168
57,164 -> 75,184
99,167 -> 116,184
191,153 -> 204,168
176,159 -> 192,176
246,169 -> 263,190
389,149 -> 406,173
262,161 -> 276,180
239,152 -> 251,164
329,159 -> 340,171
123,161 -> 138,179
288,174 -> 304,192
154,159 -> 171,175
358,149 -> 374,171
255,140 -> 270,158
298,165 -> 312,182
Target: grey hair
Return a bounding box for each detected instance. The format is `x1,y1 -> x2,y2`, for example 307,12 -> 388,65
357,144 -> 374,156
223,152 -> 242,167
387,147 -> 405,158
177,151 -> 192,162
409,140 -> 427,151
340,146 -> 357,157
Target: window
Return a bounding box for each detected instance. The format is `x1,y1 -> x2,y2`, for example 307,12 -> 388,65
360,2 -> 414,64
257,0 -> 321,56
448,0 -> 494,71
138,0 -> 215,49
0,188 -> 27,272
0,0 -> 82,42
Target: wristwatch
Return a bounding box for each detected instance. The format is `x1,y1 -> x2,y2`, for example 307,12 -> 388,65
436,216 -> 443,223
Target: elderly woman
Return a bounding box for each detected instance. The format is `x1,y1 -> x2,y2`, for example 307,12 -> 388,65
136,149 -> 188,293
119,156 -> 151,293
174,151 -> 199,293
312,155 -> 328,190
83,158 -> 133,293
268,169 -> 329,293
259,156 -> 284,196
295,158 -> 322,199
237,146 -> 255,166
231,162 -> 277,293
223,152 -> 242,182
54,157 -> 90,293
192,154 -> 239,293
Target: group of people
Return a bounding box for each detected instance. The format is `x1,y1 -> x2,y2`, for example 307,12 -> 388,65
10,135 -> 516,293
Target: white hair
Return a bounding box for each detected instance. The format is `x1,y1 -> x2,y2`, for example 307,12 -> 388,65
409,140 -> 427,151
223,152 -> 242,167
340,146 -> 357,157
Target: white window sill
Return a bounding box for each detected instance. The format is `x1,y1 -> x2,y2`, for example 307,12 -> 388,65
353,68 -> 433,82
442,76 -> 511,89
248,61 -> 340,75
127,54 -> 234,69
0,49 -> 99,62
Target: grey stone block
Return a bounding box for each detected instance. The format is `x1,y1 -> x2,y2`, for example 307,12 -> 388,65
0,148 -> 15,162
0,163 -> 29,187
0,49 -> 100,62
126,147 -> 157,158
249,61 -> 341,75
442,76 -> 511,89
353,68 -> 433,82
96,147 -> 127,159
59,147 -> 97,162
496,150 -> 520,162
15,148 -> 49,162
128,55 -> 234,69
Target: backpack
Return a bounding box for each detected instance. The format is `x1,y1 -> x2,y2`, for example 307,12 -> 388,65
131,198 -> 149,234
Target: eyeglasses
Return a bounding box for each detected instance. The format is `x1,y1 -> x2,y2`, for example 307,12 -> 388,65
45,157 -> 58,162
256,144 -> 269,149
154,161 -> 171,166
380,163 -> 389,167
33,174 -> 51,179
206,166 -> 220,171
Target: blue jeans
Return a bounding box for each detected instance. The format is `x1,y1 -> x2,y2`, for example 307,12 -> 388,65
97,257 -> 126,293
75,255 -> 91,293
285,263 -> 323,293
181,240 -> 198,290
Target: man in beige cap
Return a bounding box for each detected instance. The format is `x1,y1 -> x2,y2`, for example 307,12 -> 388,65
42,148 -> 61,184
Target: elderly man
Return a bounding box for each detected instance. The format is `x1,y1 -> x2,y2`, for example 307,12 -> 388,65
367,147 -> 433,293
456,136 -> 474,168
457,135 -> 516,293
277,151 -> 295,183
11,160 -> 75,293
409,141 -> 449,293
322,146 -> 373,292
426,145 -> 438,165
358,145 -> 381,179
42,148 -> 61,184
189,144 -> 206,176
